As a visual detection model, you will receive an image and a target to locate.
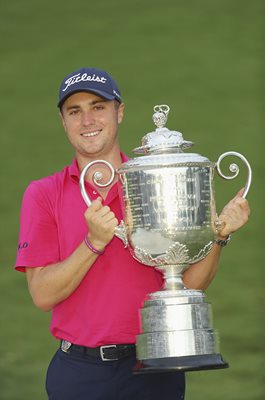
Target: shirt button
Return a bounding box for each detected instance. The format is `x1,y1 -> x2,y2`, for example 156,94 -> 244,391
93,190 -> 97,195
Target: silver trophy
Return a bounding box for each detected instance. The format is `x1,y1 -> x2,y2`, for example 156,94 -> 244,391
80,105 -> 252,372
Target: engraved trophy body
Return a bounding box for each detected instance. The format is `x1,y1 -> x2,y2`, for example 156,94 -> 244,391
80,105 -> 252,373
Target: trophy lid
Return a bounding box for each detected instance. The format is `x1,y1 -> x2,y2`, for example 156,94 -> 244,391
118,105 -> 214,173
133,105 -> 194,155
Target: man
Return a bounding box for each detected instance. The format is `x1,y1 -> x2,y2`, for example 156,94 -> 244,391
15,67 -> 250,400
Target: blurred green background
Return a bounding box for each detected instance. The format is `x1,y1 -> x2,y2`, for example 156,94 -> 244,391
0,0 -> 264,399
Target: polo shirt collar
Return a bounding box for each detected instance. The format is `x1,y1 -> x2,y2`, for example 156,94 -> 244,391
69,159 -> 80,180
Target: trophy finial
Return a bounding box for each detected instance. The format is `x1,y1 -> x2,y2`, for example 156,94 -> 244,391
152,104 -> 170,128
133,104 -> 193,154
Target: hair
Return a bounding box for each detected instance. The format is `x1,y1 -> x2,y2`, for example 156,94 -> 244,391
59,97 -> 123,117
114,99 -> 122,109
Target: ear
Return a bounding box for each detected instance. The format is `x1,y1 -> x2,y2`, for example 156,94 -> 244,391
117,103 -> 125,124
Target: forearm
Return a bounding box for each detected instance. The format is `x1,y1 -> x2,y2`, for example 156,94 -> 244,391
27,241 -> 98,311
182,244 -> 222,291
27,198 -> 118,312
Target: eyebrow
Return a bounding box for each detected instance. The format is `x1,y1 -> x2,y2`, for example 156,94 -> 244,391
65,99 -> 108,111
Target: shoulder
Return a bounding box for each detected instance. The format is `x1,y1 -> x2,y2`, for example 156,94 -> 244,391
22,165 -> 70,206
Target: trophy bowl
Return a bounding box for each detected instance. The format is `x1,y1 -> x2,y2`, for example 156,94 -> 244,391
80,105 -> 252,373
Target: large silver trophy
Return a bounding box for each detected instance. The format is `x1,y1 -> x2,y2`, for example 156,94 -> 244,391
80,105 -> 252,373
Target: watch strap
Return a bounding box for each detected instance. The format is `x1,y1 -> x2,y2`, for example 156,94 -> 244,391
214,234 -> 231,247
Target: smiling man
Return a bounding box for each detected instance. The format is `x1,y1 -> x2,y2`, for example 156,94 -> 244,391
15,67 -> 250,400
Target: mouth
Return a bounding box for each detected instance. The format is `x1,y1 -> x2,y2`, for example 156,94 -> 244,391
81,129 -> 101,138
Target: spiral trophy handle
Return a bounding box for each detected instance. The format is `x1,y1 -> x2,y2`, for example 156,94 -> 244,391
216,151 -> 252,199
79,160 -> 115,207
79,160 -> 128,246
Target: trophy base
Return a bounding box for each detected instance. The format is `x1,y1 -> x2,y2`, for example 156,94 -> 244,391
133,353 -> 229,374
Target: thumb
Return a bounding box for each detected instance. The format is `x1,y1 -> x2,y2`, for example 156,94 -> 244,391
89,197 -> 103,211
235,188 -> 245,198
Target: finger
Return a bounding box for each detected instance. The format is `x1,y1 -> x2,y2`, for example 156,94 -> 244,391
112,218 -> 119,227
234,196 -> 247,207
96,205 -> 112,218
104,213 -> 118,224
219,202 -> 250,235
85,198 -> 103,216
89,197 -> 103,210
235,188 -> 245,198
234,197 -> 250,213
99,215 -> 118,227
221,201 -> 250,223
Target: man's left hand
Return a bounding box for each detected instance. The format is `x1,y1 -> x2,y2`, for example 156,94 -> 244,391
216,188 -> 250,239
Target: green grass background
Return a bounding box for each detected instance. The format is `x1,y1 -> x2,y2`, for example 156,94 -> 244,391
0,0 -> 264,398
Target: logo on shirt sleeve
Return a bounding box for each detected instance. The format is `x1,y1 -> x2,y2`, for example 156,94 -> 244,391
18,242 -> 29,250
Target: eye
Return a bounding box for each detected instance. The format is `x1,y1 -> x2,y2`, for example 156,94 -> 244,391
94,104 -> 105,111
69,109 -> 80,115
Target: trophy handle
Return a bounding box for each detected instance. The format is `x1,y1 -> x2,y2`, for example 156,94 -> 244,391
79,160 -> 128,247
216,151 -> 252,199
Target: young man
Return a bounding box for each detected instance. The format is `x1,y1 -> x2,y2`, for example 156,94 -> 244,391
15,67 -> 250,400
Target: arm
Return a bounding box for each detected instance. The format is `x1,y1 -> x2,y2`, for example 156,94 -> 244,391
26,198 -> 118,311
182,189 -> 250,290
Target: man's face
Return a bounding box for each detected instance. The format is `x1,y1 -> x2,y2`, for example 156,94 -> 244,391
60,92 -> 124,163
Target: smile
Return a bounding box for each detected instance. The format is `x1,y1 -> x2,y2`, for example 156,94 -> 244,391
81,130 -> 101,137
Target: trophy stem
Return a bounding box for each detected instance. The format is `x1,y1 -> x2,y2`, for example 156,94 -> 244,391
157,264 -> 188,291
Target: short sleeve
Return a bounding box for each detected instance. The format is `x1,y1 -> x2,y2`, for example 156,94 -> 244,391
15,181 -> 60,272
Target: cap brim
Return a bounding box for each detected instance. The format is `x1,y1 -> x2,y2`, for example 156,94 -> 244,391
58,88 -> 119,108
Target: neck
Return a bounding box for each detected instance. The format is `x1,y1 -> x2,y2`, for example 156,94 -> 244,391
76,147 -> 123,173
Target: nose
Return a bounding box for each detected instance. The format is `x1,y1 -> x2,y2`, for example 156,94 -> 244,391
81,110 -> 95,126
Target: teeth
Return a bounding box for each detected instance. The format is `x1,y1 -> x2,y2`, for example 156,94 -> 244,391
82,131 -> 100,137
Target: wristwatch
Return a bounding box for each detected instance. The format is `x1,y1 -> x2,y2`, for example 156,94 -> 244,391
214,234 -> 231,247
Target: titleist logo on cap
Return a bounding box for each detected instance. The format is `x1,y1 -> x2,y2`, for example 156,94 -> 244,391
62,73 -> 107,92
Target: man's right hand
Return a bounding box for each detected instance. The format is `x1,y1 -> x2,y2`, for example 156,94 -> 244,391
84,197 -> 118,251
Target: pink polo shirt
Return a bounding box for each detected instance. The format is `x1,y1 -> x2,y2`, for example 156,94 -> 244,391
15,156 -> 163,347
